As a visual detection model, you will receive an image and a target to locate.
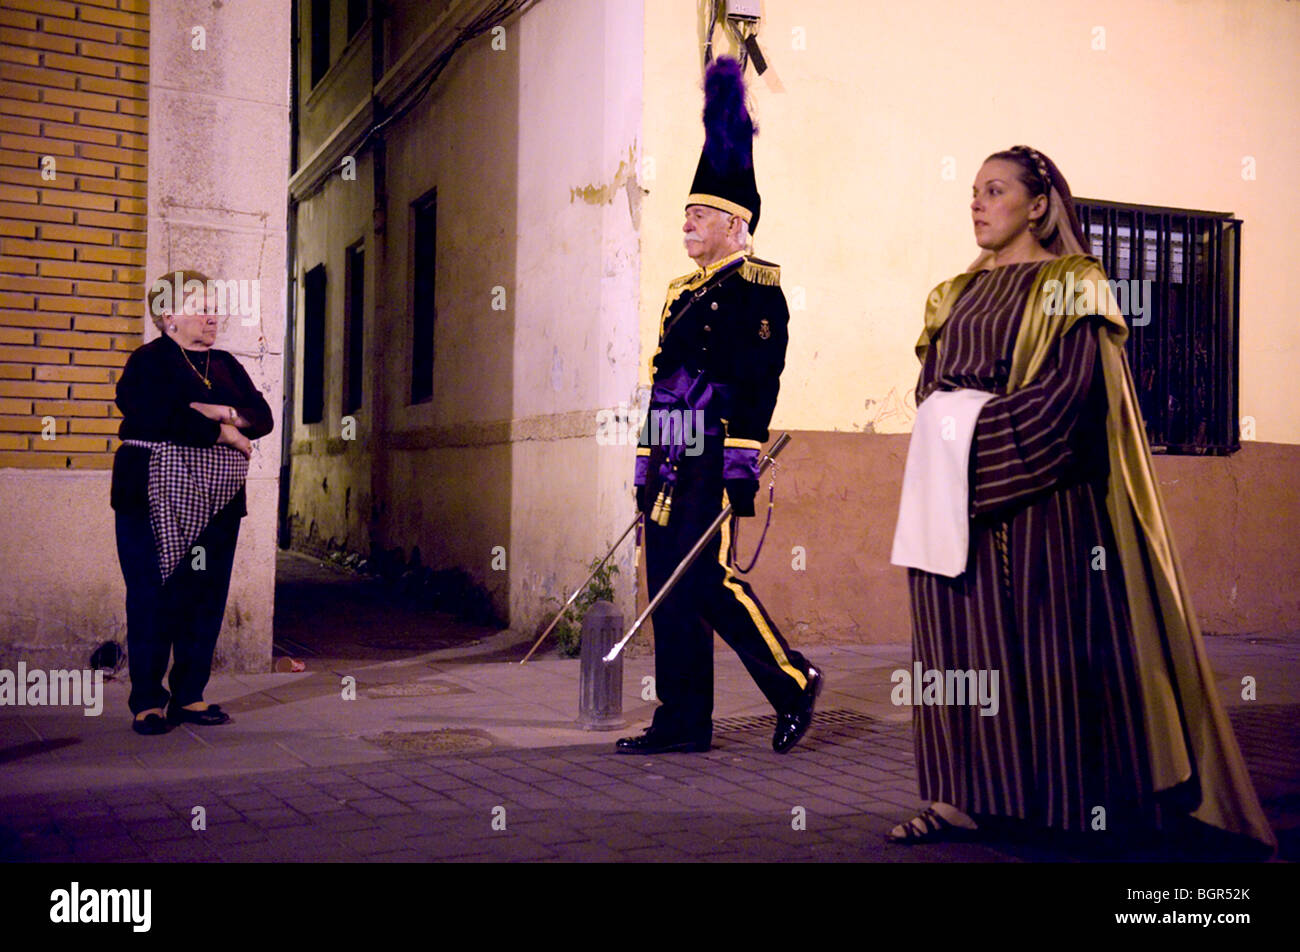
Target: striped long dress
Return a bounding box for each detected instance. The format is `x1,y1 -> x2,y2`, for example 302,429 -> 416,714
908,260 -> 1156,834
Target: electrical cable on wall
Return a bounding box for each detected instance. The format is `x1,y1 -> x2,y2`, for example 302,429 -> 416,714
730,16 -> 749,73
703,0 -> 719,66
297,0 -> 539,203
704,1 -> 768,76
366,0 -> 540,148
736,19 -> 767,75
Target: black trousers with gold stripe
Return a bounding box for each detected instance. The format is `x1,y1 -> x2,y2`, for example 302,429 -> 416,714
644,445 -> 812,738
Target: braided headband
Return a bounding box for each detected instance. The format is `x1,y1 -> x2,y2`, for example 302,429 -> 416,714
1011,144 -> 1052,196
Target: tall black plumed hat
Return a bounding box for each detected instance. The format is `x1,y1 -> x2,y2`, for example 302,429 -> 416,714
687,57 -> 761,234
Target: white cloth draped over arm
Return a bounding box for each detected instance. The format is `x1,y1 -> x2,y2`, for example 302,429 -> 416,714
890,388 -> 997,577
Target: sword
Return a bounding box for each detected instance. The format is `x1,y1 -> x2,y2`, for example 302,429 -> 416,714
519,512 -> 643,665
603,432 -> 792,664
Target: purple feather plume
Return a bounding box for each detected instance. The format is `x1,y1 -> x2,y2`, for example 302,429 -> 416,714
702,57 -> 755,172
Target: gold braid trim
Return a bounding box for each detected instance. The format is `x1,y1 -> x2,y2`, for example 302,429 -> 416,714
666,271 -> 696,293
741,257 -> 781,286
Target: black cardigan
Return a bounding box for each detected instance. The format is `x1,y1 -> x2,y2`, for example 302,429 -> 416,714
111,336 -> 275,515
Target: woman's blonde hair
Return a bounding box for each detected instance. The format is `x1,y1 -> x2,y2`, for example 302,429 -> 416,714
968,146 -> 1089,271
147,270 -> 212,330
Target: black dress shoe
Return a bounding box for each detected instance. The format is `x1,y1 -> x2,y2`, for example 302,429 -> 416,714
132,713 -> 171,736
615,727 -> 710,755
773,665 -> 823,753
166,703 -> 231,726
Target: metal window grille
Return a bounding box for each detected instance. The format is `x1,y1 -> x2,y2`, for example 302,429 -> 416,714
1075,199 -> 1241,455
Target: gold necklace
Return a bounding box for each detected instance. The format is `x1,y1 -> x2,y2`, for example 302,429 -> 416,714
181,346 -> 212,388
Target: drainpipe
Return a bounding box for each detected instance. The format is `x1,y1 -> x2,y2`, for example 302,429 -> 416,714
279,0 -> 301,549
368,1 -> 391,559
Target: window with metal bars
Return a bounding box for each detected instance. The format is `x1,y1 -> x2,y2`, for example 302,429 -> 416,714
1075,198 -> 1241,455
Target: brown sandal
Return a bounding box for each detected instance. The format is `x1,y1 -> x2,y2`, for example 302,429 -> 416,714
887,806 -> 977,844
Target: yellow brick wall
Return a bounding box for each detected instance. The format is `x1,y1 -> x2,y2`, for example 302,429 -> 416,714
0,0 -> 148,470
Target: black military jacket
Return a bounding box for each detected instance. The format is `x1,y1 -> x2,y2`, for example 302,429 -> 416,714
639,250 -> 789,462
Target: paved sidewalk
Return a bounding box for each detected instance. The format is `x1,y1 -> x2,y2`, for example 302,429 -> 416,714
1,554 -> 1295,862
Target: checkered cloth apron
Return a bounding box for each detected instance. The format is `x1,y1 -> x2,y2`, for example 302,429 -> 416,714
121,440 -> 249,583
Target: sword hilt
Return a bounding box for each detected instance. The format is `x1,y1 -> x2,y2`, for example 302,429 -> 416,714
763,432 -> 791,467
604,432 -> 793,664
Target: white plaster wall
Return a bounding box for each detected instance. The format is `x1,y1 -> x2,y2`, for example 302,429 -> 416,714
510,0 -> 645,633
370,12 -> 521,619
383,41 -> 519,431
641,0 -> 1300,442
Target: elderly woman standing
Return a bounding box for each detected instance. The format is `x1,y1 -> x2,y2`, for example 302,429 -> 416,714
113,270 -> 273,735
888,147 -> 1275,854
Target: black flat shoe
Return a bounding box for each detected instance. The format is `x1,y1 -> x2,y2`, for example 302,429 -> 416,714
132,713 -> 171,736
615,727 -> 710,755
166,703 -> 231,726
773,665 -> 823,753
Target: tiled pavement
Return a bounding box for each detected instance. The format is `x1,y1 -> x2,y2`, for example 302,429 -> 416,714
1,553 -> 1296,863
0,713 -> 932,862
0,718 -> 1088,863
2,703 -> 1295,863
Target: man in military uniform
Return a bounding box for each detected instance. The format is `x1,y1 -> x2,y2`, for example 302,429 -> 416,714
618,57 -> 821,756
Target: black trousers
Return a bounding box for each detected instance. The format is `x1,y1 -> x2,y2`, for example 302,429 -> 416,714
115,502 -> 241,715
644,448 -> 812,738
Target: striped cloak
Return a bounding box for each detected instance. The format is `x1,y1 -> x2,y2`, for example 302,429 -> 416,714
906,254 -> 1275,851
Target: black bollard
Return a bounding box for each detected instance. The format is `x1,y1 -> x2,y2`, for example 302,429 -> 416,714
578,601 -> 626,730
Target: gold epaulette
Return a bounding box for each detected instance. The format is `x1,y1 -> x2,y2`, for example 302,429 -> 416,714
667,271 -> 696,293
740,256 -> 781,286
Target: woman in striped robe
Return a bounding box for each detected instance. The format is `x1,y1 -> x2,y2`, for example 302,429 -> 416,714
888,147 -> 1275,854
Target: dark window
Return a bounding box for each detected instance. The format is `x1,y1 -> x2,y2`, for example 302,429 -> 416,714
343,242 -> 365,414
310,0 -> 331,87
302,263 -> 327,425
411,191 -> 437,405
347,0 -> 368,40
1075,199 -> 1241,455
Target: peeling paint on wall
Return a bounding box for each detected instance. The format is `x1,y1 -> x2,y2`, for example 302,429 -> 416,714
625,164 -> 643,232
569,144 -> 647,231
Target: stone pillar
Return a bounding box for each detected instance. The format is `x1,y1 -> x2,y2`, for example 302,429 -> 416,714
144,1 -> 291,670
